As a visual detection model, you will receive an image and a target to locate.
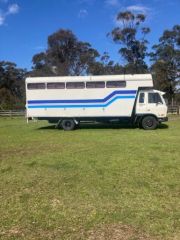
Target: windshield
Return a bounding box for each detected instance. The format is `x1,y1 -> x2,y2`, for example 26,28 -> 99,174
148,92 -> 163,104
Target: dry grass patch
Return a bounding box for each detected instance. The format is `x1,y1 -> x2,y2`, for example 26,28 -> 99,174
86,223 -> 157,240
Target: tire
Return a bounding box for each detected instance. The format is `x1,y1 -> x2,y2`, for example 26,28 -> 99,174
141,116 -> 158,130
61,119 -> 75,131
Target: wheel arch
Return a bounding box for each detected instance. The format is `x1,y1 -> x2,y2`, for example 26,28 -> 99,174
135,114 -> 158,126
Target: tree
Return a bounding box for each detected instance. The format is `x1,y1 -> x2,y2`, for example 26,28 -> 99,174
150,25 -> 180,103
88,52 -> 124,75
31,29 -> 100,76
0,61 -> 26,109
109,11 -> 150,73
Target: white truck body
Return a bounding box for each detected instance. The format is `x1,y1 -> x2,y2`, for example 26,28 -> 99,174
26,74 -> 168,130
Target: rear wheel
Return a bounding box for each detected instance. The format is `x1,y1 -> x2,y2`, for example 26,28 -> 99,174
61,119 -> 75,131
141,116 -> 158,130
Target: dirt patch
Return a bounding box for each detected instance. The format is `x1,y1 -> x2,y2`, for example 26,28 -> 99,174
0,226 -> 24,238
50,198 -> 63,209
86,223 -> 157,240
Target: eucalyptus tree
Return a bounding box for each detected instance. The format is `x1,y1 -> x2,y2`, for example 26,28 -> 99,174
0,61 -> 26,108
109,11 -> 150,73
150,25 -> 180,103
31,29 -> 100,76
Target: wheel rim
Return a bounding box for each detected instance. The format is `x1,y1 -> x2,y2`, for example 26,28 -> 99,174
146,119 -> 153,127
65,121 -> 71,128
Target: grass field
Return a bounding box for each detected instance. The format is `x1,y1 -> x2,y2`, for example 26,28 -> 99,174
0,117 -> 179,240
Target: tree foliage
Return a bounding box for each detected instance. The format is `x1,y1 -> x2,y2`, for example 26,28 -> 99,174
150,25 -> 180,102
88,52 -> 124,75
109,11 -> 150,74
0,61 -> 26,109
31,29 -> 100,76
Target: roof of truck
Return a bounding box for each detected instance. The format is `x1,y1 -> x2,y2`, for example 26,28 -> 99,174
26,74 -> 152,83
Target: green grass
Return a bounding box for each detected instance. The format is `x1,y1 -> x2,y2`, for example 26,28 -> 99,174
0,117 -> 179,239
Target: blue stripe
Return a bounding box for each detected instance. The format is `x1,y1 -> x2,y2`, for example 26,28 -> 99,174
28,95 -> 135,109
28,90 -> 137,104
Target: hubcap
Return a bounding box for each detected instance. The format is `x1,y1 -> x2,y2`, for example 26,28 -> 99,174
65,121 -> 71,127
146,119 -> 153,127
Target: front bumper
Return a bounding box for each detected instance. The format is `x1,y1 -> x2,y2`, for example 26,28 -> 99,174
158,117 -> 168,122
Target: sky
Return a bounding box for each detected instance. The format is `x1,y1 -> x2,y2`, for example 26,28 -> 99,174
0,0 -> 180,70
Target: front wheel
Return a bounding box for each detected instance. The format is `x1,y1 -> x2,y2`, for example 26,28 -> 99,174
141,116 -> 158,130
61,119 -> 75,131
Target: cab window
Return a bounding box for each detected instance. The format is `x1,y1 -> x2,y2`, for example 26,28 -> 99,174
148,93 -> 163,104
139,93 -> 145,103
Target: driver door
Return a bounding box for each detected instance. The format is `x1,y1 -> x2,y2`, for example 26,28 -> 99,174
136,91 -> 148,114
146,92 -> 165,117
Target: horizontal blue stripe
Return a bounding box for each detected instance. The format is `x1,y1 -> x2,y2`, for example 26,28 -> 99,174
28,90 -> 136,104
28,95 -> 135,109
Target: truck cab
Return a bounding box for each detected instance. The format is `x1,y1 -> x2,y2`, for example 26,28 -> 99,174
136,89 -> 168,129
